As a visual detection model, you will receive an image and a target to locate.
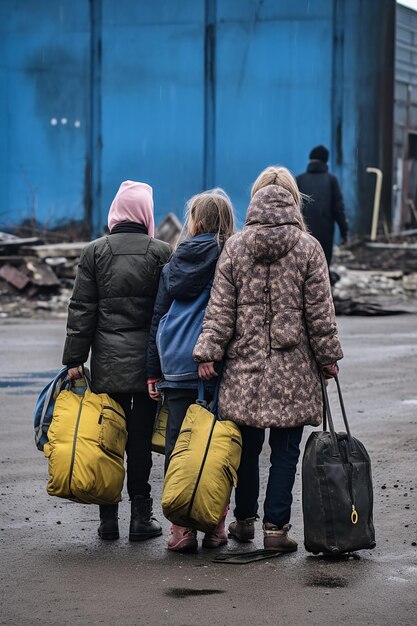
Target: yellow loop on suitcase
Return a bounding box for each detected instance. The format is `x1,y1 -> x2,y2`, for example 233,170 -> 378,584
351,505 -> 358,525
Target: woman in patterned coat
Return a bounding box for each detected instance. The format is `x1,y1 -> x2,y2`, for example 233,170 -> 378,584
193,166 -> 343,552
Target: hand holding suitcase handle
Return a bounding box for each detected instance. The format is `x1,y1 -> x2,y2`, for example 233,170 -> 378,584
320,373 -> 356,457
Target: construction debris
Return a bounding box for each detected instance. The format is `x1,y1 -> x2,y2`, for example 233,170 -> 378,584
0,231 -> 41,252
20,242 -> 87,260
1,227 -> 417,320
338,238 -> 417,272
154,212 -> 182,247
0,264 -> 31,291
332,265 -> 414,315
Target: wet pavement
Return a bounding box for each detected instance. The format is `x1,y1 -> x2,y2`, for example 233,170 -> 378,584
0,316 -> 417,625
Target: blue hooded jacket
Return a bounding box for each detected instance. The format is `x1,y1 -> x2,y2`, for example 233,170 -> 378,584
147,233 -> 222,389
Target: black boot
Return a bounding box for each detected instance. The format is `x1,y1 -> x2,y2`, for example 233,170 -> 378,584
98,504 -> 119,540
129,496 -> 162,541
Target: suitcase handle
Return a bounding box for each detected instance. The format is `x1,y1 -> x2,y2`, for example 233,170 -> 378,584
320,373 -> 355,456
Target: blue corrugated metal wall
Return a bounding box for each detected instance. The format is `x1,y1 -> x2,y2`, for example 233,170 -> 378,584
0,1 -> 90,229
0,0 -> 395,235
214,1 -> 334,228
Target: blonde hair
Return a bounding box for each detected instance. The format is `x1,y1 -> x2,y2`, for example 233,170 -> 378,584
182,188 -> 235,244
251,165 -> 308,231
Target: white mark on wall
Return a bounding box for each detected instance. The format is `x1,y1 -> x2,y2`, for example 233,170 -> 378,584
61,118 -> 68,125
74,120 -> 81,128
50,118 -> 58,126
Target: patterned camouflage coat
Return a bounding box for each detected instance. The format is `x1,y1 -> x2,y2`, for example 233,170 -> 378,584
193,184 -> 343,429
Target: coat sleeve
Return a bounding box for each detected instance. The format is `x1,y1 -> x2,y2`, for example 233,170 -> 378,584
303,242 -> 343,366
62,246 -> 98,366
193,247 -> 237,363
146,269 -> 173,380
331,176 -> 349,241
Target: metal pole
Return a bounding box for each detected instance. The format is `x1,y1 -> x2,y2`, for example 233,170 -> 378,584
401,85 -> 412,230
366,167 -> 383,241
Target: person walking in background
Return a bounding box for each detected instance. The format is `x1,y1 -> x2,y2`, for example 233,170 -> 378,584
296,145 -> 349,266
194,166 -> 343,552
63,180 -> 171,542
147,189 -> 235,553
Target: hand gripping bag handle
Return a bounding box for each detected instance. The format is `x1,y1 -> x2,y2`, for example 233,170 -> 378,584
197,366 -> 222,417
320,373 -> 355,456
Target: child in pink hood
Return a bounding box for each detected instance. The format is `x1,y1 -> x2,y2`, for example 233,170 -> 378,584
107,180 -> 155,236
63,181 -> 171,542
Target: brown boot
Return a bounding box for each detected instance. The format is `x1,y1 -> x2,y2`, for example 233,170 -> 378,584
263,523 -> 298,552
202,511 -> 228,549
228,517 -> 256,542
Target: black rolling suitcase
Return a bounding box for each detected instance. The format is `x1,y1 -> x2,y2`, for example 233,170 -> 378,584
302,375 -> 376,555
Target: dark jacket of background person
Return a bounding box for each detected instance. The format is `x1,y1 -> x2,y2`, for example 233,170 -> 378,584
193,185 -> 343,429
147,233 -> 221,389
63,226 -> 171,393
296,160 -> 349,265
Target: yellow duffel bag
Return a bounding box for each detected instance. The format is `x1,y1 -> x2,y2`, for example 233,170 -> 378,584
151,399 -> 168,454
44,376 -> 127,505
162,382 -> 242,533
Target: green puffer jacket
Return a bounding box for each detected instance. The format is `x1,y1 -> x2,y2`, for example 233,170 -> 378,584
62,232 -> 171,393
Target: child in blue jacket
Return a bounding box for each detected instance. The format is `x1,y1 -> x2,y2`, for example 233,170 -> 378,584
147,189 -> 235,552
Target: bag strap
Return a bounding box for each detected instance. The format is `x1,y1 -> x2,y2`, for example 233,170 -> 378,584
36,367 -> 69,443
320,373 -> 339,456
197,374 -> 221,416
320,373 -> 355,456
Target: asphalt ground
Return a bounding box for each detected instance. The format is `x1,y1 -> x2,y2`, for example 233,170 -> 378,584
0,316 -> 416,625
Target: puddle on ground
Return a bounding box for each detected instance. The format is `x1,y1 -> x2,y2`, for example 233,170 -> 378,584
306,553 -> 361,562
306,575 -> 348,588
0,371 -> 57,389
165,588 -> 225,599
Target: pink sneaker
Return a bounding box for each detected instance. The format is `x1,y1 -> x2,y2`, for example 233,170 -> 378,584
167,525 -> 198,552
202,511 -> 228,549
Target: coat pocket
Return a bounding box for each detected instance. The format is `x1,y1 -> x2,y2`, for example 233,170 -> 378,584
98,406 -> 127,459
270,309 -> 303,349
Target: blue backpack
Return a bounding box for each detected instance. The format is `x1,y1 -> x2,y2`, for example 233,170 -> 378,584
34,367 -> 69,451
157,282 -> 211,382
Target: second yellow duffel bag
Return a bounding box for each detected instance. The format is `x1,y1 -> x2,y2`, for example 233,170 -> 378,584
161,382 -> 242,533
44,376 -> 127,505
151,399 -> 168,454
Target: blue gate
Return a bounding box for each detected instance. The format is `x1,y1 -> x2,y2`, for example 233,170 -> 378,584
0,0 -> 90,230
0,0 -> 395,235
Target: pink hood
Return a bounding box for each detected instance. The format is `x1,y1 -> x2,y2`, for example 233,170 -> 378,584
107,180 -> 155,236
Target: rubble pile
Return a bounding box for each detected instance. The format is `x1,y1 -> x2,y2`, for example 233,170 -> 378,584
1,224 -> 417,319
331,238 -> 417,314
332,266 -> 417,315
0,234 -> 85,319
0,214 -> 182,319
336,236 -> 417,272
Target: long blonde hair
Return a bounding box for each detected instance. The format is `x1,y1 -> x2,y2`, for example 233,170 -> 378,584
182,188 -> 235,244
251,165 -> 308,231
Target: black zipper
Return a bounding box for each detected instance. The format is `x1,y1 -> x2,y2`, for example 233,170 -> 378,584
186,414 -> 217,517
224,466 -> 234,486
102,404 -> 125,420
68,398 -> 84,495
167,429 -> 193,461
231,437 -> 242,448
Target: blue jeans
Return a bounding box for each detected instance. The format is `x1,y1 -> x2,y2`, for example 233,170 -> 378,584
234,424 -> 304,528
